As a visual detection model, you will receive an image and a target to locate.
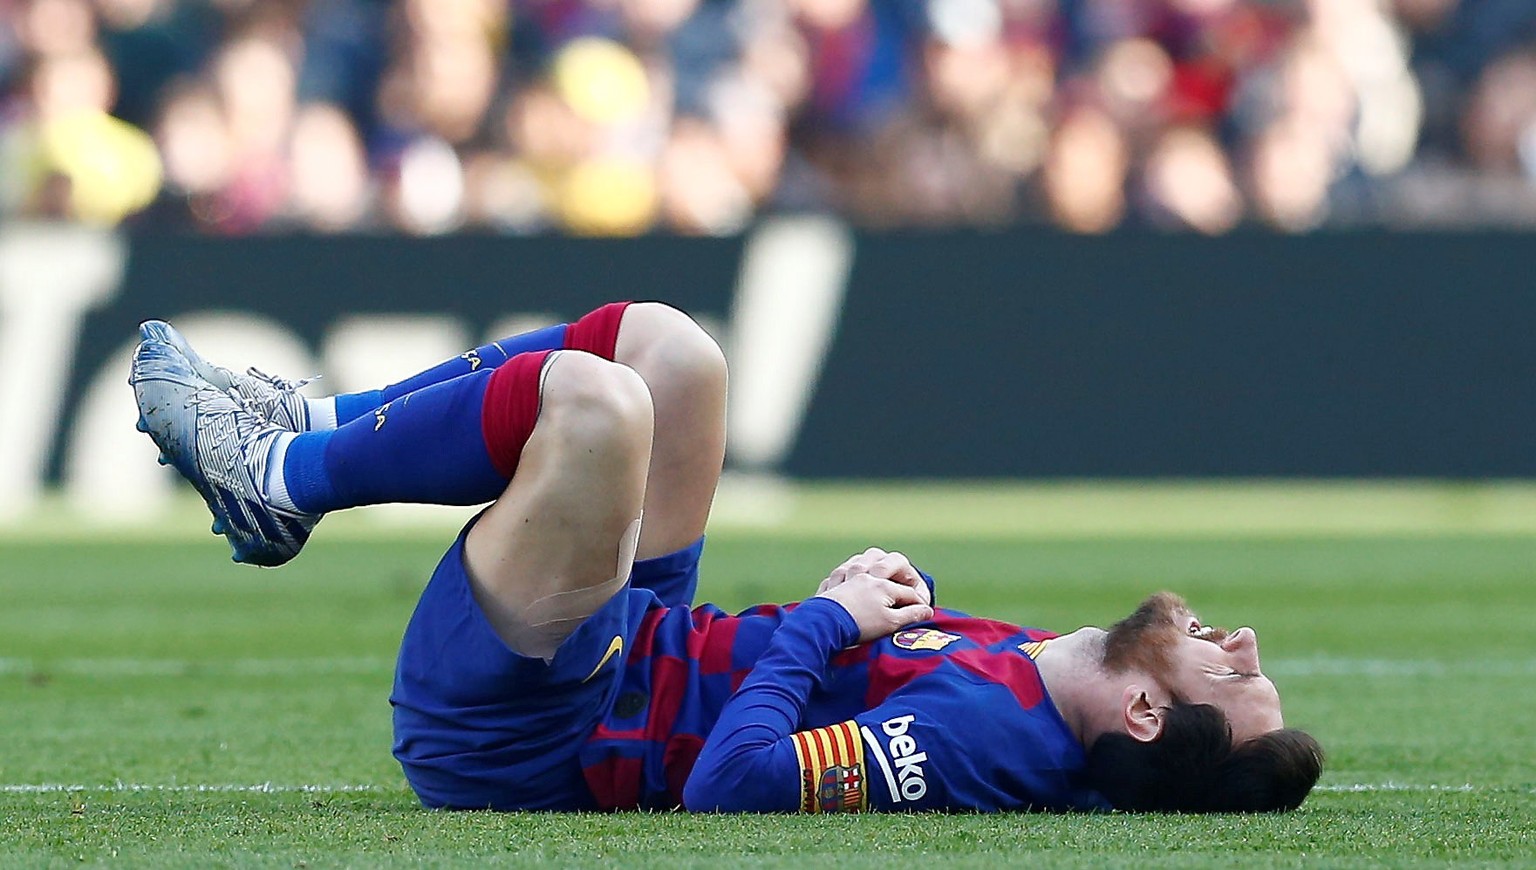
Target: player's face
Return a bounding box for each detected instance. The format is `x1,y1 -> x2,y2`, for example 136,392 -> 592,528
1162,613 -> 1284,745
1104,593 -> 1284,745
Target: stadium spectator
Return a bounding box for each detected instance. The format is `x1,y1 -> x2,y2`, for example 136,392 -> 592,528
3,0 -> 1536,233
0,47 -> 161,223
1042,102 -> 1127,232
208,35 -> 297,232
136,78 -> 228,230
284,101 -> 373,231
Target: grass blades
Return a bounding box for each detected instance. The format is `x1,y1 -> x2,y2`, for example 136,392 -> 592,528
1,492 -> 1533,866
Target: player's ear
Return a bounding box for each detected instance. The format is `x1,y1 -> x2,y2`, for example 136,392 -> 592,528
1121,685 -> 1167,743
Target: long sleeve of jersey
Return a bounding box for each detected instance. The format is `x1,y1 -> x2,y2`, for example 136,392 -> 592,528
682,596 -> 860,812
679,589 -> 1108,814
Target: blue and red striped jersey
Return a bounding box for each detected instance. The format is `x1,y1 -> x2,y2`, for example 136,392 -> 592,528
579,595 -> 1107,813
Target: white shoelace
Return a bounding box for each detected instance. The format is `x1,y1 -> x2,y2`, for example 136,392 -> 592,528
246,367 -> 319,394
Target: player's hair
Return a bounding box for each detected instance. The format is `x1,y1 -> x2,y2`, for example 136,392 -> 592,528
1084,702 -> 1323,813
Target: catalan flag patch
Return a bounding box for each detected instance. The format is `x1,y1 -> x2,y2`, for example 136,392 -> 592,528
790,720 -> 867,813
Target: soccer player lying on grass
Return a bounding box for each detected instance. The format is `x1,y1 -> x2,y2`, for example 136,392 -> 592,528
129,301 -> 1322,814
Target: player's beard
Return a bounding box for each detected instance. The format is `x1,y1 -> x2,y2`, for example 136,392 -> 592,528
1100,591 -> 1193,679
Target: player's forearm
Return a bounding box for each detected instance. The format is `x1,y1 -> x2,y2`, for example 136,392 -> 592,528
681,597 -> 859,812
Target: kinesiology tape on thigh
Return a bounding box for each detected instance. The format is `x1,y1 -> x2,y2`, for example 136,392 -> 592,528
511,515 -> 642,661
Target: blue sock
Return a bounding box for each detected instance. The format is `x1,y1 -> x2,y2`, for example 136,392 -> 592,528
332,324 -> 568,425
282,368 -> 507,513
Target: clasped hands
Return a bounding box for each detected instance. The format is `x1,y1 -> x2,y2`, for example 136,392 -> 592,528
814,547 -> 933,643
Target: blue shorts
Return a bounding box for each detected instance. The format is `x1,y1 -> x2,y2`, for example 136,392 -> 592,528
389,519 -> 702,810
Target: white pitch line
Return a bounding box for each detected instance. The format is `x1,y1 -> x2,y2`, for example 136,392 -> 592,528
1,782 -> 1529,797
1267,658 -> 1536,678
0,783 -> 386,794
0,657 -> 394,677
3,656 -> 1535,679
1314,784 -> 1477,794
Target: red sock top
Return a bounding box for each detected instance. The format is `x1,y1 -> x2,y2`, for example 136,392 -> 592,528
480,350 -> 552,479
564,301 -> 632,359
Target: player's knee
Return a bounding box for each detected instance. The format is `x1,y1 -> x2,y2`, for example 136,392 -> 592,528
623,303 -> 727,398
541,352 -> 654,451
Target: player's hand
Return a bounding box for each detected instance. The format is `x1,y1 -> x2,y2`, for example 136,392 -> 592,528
816,547 -> 931,607
816,571 -> 933,643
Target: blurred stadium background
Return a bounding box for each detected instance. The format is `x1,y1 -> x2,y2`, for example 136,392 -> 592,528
0,0 -> 1534,546
3,1 -> 1536,863
5,0 -> 1536,233
2,0 -> 1536,517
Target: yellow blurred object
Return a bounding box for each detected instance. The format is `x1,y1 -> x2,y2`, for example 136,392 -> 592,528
551,38 -> 651,125
38,110 -> 163,225
557,159 -> 656,236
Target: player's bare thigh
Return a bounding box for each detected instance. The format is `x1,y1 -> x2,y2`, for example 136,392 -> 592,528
463,351 -> 653,657
612,302 -> 727,560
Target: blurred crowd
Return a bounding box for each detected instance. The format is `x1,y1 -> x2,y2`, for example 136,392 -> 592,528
2,0 -> 1536,235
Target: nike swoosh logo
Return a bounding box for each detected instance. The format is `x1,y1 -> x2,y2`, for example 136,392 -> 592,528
581,635 -> 624,683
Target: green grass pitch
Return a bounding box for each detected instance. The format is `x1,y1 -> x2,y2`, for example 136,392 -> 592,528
1,484 -> 1533,867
